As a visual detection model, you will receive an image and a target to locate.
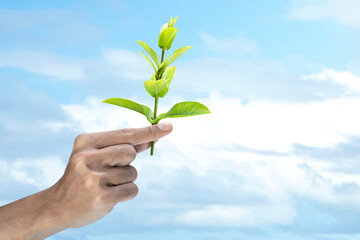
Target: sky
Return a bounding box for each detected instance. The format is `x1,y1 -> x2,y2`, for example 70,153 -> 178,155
1,0 -> 360,239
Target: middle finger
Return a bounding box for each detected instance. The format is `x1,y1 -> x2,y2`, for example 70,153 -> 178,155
88,144 -> 136,171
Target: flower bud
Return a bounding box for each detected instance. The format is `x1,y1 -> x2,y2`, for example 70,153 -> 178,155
158,16 -> 178,50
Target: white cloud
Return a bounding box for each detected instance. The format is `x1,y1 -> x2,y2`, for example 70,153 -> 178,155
287,0 -> 360,27
168,92 -> 360,152
176,204 -> 297,226
0,8 -> 104,45
173,57 -> 302,99
102,48 -> 152,80
55,91 -> 360,162
0,50 -> 87,80
128,142 -> 360,227
0,48 -> 152,81
0,9 -> 82,30
304,69 -> 360,94
0,156 -> 65,188
199,32 -> 258,54
59,96 -> 153,133
42,81 -> 360,227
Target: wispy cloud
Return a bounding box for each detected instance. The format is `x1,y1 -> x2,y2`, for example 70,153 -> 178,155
304,69 -> 360,94
176,204 -> 297,226
59,96 -> 151,132
0,8 -> 105,45
0,48 -> 153,82
287,0 -> 360,27
199,32 -> 258,54
102,48 -> 153,80
0,156 -> 65,188
0,156 -> 66,207
171,56 -> 344,101
0,50 -> 87,80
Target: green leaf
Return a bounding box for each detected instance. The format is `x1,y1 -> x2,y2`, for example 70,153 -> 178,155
151,72 -> 156,80
151,66 -> 175,81
158,27 -> 178,50
159,66 -> 176,96
157,46 -> 192,78
160,22 -> 168,33
103,98 -> 154,123
160,16 -> 178,34
169,16 -> 178,27
154,101 -> 211,123
144,79 -> 168,98
137,41 -> 160,67
146,68 -> 176,98
163,66 -> 175,82
139,52 -> 156,72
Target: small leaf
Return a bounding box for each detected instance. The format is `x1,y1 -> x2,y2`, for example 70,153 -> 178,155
137,41 -> 160,67
151,72 -> 156,80
160,22 -> 168,33
169,16 -> 178,27
144,79 -> 168,98
160,67 -> 176,96
157,46 -> 192,78
163,66 -> 175,82
158,27 -> 178,50
139,52 -> 156,72
154,101 -> 211,123
103,98 -> 154,123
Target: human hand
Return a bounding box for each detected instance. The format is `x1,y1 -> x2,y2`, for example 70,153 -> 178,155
46,122 -> 172,229
0,123 -> 172,240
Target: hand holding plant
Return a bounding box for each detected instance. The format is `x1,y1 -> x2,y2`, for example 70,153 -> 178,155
103,16 -> 211,155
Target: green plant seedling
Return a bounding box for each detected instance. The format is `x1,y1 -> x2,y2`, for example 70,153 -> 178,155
103,16 -> 211,156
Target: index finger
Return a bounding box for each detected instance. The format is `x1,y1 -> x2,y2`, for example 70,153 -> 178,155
79,122 -> 173,149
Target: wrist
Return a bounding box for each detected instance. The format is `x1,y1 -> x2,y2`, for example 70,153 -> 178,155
32,185 -> 67,237
0,184 -> 67,240
24,186 -> 67,239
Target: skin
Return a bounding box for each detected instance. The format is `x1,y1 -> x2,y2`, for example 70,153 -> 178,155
0,122 -> 173,240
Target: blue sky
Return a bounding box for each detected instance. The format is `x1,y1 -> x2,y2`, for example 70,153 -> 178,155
1,0 -> 360,239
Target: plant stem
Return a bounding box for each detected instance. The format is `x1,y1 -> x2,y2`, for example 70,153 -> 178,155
150,49 -> 165,156
150,96 -> 159,155
161,49 -> 165,63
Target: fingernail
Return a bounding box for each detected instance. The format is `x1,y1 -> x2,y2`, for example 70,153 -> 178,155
157,122 -> 172,131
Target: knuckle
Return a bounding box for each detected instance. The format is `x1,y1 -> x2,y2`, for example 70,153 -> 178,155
93,195 -> 104,205
82,173 -> 100,190
93,192 -> 110,206
147,126 -> 158,138
74,133 -> 92,150
72,159 -> 86,171
74,134 -> 85,146
71,150 -> 96,171
72,151 -> 91,164
81,172 -> 101,192
119,128 -> 136,143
